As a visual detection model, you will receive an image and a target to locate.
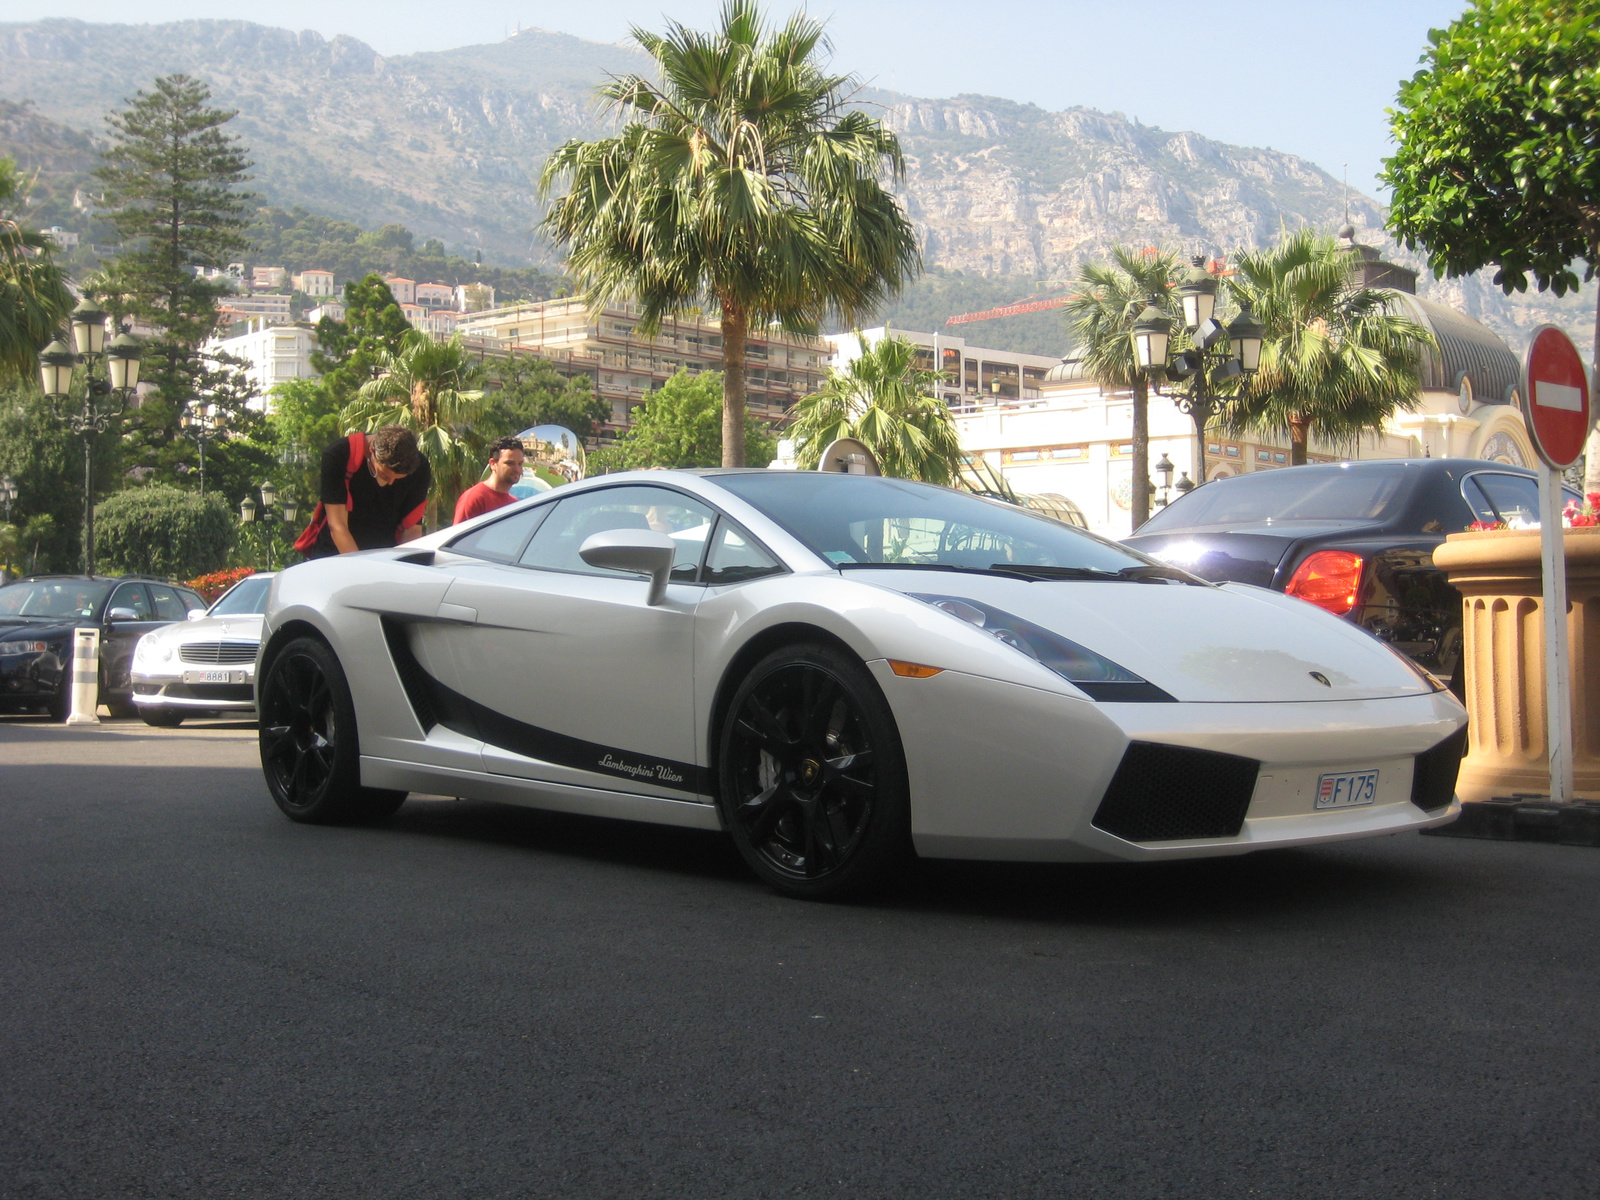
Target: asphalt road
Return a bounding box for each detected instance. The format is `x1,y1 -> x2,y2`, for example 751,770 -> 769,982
3,715 -> 1598,1200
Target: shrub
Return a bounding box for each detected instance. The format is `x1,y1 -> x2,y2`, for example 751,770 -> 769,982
94,485 -> 233,580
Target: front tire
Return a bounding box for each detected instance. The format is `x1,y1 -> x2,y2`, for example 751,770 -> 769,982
258,636 -> 407,823
141,708 -> 185,728
717,644 -> 910,900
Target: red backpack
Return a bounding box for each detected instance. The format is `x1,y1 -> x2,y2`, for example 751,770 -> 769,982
292,431 -> 367,553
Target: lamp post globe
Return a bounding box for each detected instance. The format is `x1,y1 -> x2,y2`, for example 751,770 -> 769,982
259,480 -> 278,511
106,332 -> 143,392
282,494 -> 299,526
1176,255 -> 1218,331
239,495 -> 257,524
1226,307 -> 1265,374
70,298 -> 109,357
1131,299 -> 1173,373
1155,452 -> 1174,489
38,340 -> 76,397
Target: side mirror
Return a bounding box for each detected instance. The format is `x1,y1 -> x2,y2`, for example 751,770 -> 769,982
579,529 -> 677,605
186,609 -> 208,622
107,607 -> 139,622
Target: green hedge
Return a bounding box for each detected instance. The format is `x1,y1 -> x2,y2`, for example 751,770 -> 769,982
94,486 -> 233,580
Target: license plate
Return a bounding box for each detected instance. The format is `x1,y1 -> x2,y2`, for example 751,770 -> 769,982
185,669 -> 237,684
1315,769 -> 1380,810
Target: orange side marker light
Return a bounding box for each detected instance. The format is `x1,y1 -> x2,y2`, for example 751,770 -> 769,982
889,660 -> 944,678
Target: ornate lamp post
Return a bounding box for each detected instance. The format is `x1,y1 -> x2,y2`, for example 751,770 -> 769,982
240,482 -> 296,570
38,300 -> 143,575
181,402 -> 226,493
1133,256 -> 1264,484
0,474 -> 16,523
1153,452 -> 1175,507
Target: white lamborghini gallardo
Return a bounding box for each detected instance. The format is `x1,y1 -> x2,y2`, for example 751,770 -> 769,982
256,470 -> 1465,899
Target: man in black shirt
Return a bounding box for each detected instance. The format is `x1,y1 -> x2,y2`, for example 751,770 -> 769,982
306,425 -> 433,557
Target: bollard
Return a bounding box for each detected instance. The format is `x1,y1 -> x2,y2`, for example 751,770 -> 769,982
65,626 -> 101,725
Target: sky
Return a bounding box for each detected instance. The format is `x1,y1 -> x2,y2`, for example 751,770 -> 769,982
0,0 -> 1467,196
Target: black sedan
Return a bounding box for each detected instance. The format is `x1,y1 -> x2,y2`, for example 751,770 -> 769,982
0,575 -> 208,720
1123,459 -> 1581,690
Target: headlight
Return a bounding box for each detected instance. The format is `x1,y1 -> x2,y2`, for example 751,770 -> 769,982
910,593 -> 1175,702
0,640 -> 49,655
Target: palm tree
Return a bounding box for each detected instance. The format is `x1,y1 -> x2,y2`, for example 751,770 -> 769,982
539,1 -> 920,467
0,158 -> 73,384
788,331 -> 963,484
1224,229 -> 1433,465
1062,247 -> 1181,532
343,331 -> 491,526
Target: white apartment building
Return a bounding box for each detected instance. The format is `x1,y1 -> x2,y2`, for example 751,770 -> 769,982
384,276 -> 416,305
205,320 -> 317,411
826,328 -> 1061,408
456,283 -> 495,312
217,293 -> 292,327
42,227 -> 79,249
306,300 -> 347,324
415,282 -> 454,309
252,266 -> 287,290
457,298 -> 831,433
293,269 -> 335,297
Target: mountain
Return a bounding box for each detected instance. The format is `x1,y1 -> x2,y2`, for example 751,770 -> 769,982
0,17 -> 1589,357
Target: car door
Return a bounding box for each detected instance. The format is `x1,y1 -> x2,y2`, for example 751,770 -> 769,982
429,485 -> 716,799
102,582 -> 164,694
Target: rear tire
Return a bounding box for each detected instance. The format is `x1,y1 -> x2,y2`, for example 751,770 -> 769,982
141,708 -> 185,728
258,636 -> 407,823
716,644 -> 910,901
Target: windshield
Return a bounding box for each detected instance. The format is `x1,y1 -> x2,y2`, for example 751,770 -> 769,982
1138,466 -> 1410,532
209,576 -> 273,616
0,580 -> 113,620
713,473 -> 1153,574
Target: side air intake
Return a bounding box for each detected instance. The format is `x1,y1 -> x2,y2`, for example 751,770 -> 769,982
1411,726 -> 1467,812
1092,742 -> 1261,843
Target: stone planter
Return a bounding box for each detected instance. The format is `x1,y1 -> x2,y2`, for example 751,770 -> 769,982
1433,527 -> 1600,803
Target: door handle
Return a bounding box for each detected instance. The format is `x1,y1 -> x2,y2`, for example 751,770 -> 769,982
435,602 -> 478,624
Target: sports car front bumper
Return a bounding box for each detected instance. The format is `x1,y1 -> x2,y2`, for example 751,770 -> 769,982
873,662 -> 1464,863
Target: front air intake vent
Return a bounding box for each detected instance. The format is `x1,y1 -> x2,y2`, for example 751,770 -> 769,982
1411,726 -> 1467,812
1092,742 -> 1260,843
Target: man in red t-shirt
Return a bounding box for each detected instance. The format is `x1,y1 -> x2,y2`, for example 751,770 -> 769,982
452,436 -> 527,524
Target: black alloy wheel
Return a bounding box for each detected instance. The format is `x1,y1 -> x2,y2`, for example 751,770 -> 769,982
718,644 -> 910,900
258,636 -> 406,823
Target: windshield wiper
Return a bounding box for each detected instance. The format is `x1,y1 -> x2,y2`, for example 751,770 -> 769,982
987,563 -> 1204,585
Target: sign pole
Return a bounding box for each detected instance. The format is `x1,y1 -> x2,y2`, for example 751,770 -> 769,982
1521,324 -> 1591,806
1538,463 -> 1573,804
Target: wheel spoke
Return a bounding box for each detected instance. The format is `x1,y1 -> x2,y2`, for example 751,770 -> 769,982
736,692 -> 792,754
826,749 -> 872,774
802,801 -> 836,876
800,674 -> 842,745
261,723 -> 293,761
741,783 -> 791,845
287,748 -> 309,803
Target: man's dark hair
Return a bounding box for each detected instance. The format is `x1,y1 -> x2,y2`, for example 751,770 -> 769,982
369,424 -> 420,474
487,436 -> 525,460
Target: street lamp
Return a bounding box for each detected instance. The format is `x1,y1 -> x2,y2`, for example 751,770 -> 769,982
1154,452 -> 1175,507
1131,255 -> 1263,484
181,402 -> 226,494
241,482 -> 294,569
0,474 -> 16,523
38,309 -> 142,576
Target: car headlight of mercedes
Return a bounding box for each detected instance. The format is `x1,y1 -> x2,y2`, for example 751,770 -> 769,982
909,593 -> 1174,702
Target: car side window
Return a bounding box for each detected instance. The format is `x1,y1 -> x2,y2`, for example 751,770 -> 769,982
109,583 -> 152,620
519,486 -> 716,583
148,584 -> 187,621
449,503 -> 552,562
704,518 -> 785,585
1465,473 -> 1541,527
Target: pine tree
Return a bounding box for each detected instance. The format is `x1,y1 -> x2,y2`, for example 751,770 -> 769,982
94,75 -> 255,485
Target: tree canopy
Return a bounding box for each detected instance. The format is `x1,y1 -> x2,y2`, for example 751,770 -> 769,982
540,0 -> 919,467
787,332 -> 963,484
590,370 -> 775,473
0,158 -> 74,385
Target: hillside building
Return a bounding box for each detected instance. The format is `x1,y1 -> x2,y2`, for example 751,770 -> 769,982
456,283 -> 495,312
217,293 -> 292,327
306,300 -> 346,324
204,320 -> 317,409
384,276 -> 416,305
415,282 -> 455,309
826,329 -> 1060,407
42,227 -> 79,249
456,298 -> 831,433
292,269 -> 336,297
252,266 -> 287,291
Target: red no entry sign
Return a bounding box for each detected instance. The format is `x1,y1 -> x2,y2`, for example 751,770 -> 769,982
1522,325 -> 1591,469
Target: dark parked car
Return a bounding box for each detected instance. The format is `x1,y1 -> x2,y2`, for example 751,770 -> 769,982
0,575 -> 208,720
1123,459 -> 1581,690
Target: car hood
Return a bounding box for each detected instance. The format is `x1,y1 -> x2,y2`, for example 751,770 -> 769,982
0,617 -> 79,639
1123,522 -> 1382,587
860,570 -> 1430,703
146,614 -> 265,644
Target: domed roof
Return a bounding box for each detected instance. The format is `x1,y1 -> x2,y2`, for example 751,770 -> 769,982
1043,357 -> 1088,383
1385,291 -> 1522,405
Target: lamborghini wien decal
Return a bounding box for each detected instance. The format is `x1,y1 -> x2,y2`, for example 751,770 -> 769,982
381,618 -> 710,794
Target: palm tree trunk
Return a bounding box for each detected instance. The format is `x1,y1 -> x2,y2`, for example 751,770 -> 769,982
1192,409 -> 1209,484
1288,414 -> 1311,466
720,304 -> 748,468
1130,378 -> 1149,531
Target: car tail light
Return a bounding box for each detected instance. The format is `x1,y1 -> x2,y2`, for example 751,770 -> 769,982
1285,550 -> 1364,616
